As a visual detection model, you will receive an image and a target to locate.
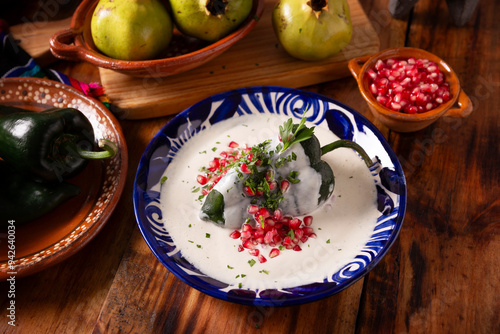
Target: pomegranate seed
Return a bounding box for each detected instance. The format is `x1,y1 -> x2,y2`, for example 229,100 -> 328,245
273,209 -> 283,221
249,249 -> 260,256
375,59 -> 385,71
258,254 -> 267,263
228,141 -> 239,148
240,163 -> 252,174
230,230 -> 241,239
238,245 -> 244,252
269,248 -> 280,258
282,236 -> 292,246
309,233 -> 318,239
367,69 -> 377,80
289,218 -> 301,230
280,180 -> 290,193
264,231 -> 274,244
303,216 -> 313,226
268,181 -> 277,191
243,239 -> 255,249
293,245 -> 302,251
265,217 -> 276,227
197,175 -> 208,185
244,186 -> 255,196
248,205 -> 259,214
242,223 -> 253,232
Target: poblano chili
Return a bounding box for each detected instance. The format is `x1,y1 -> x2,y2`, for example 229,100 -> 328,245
199,116 -> 373,229
0,105 -> 116,182
0,160 -> 81,226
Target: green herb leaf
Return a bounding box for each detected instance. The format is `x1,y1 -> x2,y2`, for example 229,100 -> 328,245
227,265 -> 234,269
248,259 -> 256,267
206,233 -> 211,238
160,176 -> 168,184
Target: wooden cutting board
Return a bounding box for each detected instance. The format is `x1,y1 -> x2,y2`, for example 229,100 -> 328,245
100,0 -> 380,119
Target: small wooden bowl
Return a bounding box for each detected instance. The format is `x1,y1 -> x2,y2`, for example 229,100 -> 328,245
50,0 -> 265,78
348,47 -> 472,132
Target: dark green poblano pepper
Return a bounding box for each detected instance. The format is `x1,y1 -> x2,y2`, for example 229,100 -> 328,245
200,117 -> 372,229
0,105 -> 116,182
0,160 -> 81,226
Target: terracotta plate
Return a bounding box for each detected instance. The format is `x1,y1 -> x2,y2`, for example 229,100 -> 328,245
0,77 -> 128,280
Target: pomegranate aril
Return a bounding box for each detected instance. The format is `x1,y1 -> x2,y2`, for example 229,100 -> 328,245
238,245 -> 244,252
249,249 -> 260,256
258,254 -> 267,263
289,218 -> 301,230
367,69 -> 377,80
248,205 -> 259,214
375,59 -> 385,71
273,208 -> 283,221
280,180 -> 290,193
197,175 -> 208,185
240,163 -> 252,174
228,141 -> 239,148
244,186 -> 255,196
303,216 -> 313,226
269,248 -> 280,258
243,239 -> 255,249
293,245 -> 302,251
230,230 -> 241,239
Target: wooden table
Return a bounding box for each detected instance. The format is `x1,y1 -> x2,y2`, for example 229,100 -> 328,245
1,0 -> 499,332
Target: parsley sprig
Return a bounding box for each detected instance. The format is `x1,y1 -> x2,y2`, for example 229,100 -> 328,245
279,110 -> 315,153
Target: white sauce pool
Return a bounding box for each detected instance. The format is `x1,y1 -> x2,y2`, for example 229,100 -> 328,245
160,114 -> 378,290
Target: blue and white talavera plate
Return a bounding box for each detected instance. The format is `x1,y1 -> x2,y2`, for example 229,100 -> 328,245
133,86 -> 406,307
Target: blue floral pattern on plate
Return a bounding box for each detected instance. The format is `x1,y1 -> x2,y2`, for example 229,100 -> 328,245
133,86 -> 406,307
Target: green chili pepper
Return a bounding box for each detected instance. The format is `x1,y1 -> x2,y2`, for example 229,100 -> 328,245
200,118 -> 373,228
0,160 -> 81,226
0,105 -> 116,182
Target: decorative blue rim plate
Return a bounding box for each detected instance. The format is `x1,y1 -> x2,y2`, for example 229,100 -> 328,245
133,86 -> 406,307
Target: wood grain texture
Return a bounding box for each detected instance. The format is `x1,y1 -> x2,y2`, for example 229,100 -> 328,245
0,0 -> 499,333
9,17 -> 71,67
99,0 -> 380,119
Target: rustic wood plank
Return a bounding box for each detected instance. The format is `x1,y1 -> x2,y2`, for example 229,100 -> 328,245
356,0 -> 500,333
9,17 -> 71,67
99,0 -> 380,119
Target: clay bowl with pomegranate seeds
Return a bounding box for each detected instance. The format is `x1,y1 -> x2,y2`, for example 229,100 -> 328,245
49,0 -> 265,78
348,47 -> 473,133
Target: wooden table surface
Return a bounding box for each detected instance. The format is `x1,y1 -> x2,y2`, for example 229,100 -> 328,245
1,0 -> 499,333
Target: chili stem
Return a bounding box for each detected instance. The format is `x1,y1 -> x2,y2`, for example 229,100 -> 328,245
77,139 -> 117,160
321,140 -> 372,167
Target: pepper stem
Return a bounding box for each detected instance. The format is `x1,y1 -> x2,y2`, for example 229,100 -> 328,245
321,140 -> 372,167
76,139 -> 117,160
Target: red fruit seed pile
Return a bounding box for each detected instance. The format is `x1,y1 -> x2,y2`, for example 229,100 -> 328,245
230,207 -> 316,263
367,57 -> 452,114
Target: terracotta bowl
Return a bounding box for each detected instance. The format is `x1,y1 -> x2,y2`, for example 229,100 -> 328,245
50,0 -> 265,78
348,47 -> 472,132
0,77 -> 127,280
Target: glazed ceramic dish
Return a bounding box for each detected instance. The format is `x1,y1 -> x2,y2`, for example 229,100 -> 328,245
349,47 -> 473,132
133,86 -> 406,306
49,0 -> 265,78
0,77 -> 128,280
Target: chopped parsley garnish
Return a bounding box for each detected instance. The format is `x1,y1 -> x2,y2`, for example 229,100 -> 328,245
192,187 -> 200,193
259,270 -> 269,275
212,147 -> 217,152
196,244 -> 202,248
248,259 -> 256,267
206,233 -> 211,238
160,176 -> 168,184
227,265 -> 234,269
278,109 -> 314,152
326,239 -> 331,244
